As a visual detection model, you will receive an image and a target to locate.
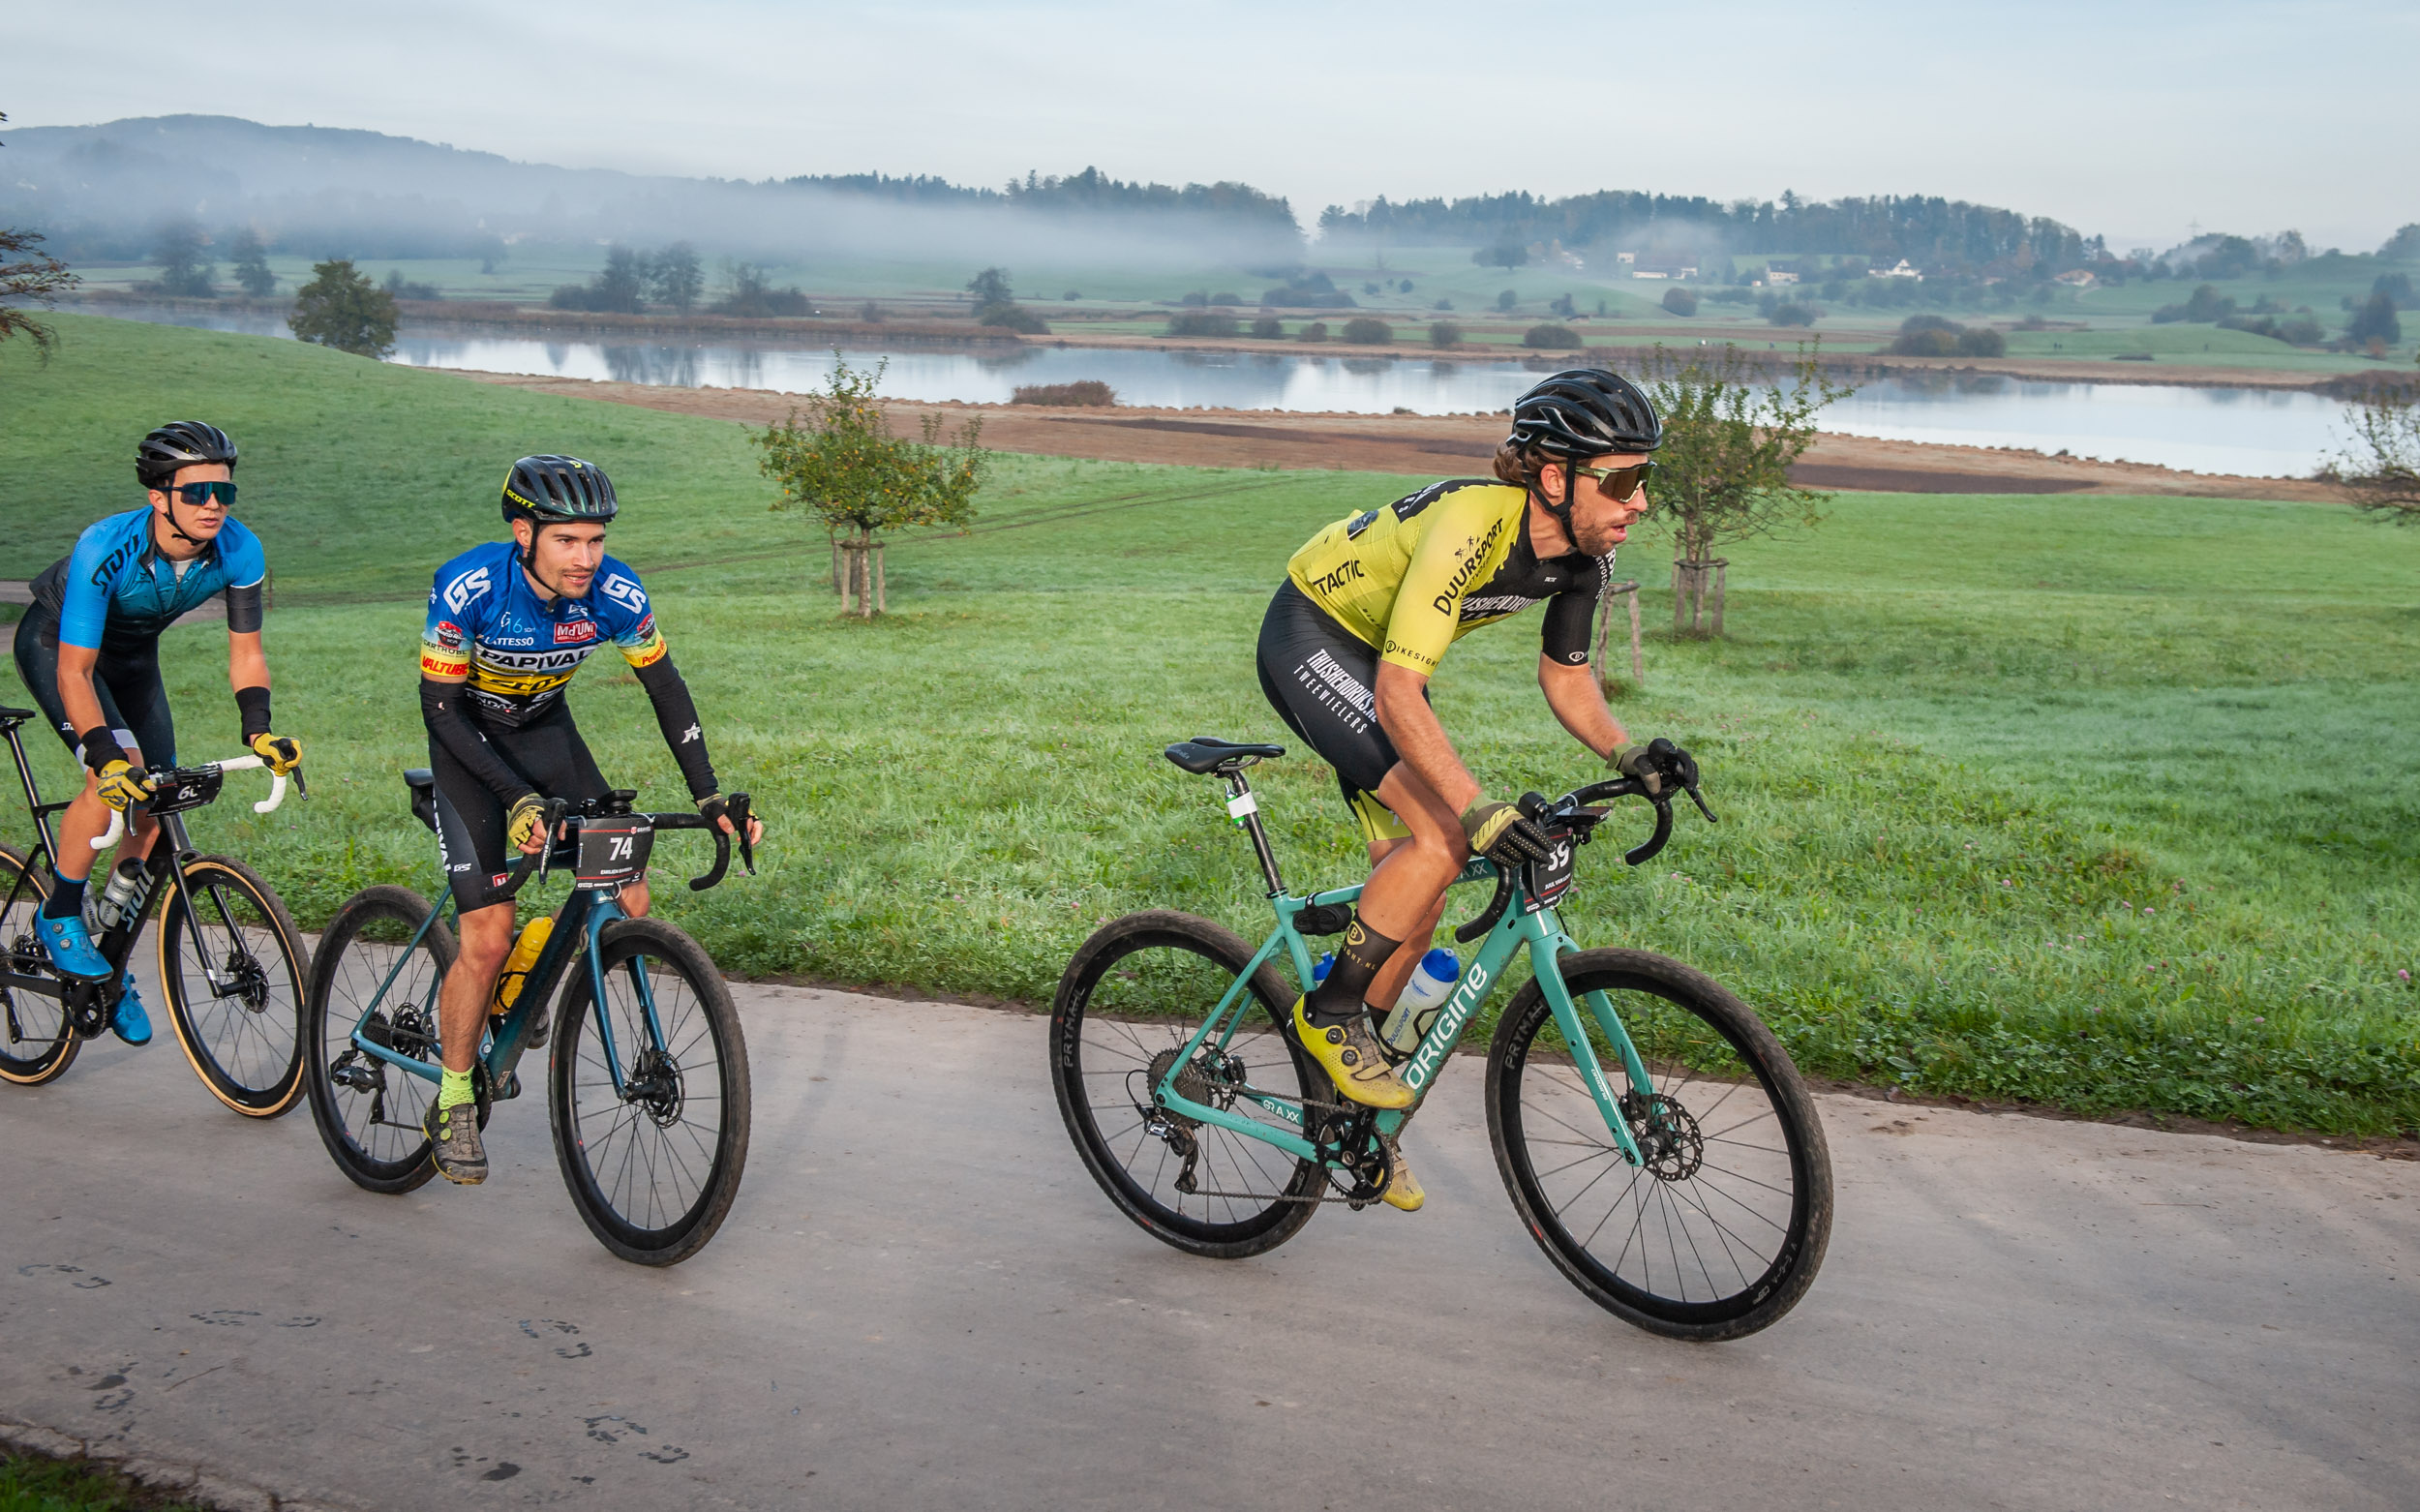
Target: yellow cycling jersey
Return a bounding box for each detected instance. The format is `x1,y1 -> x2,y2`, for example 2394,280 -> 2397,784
1286,479 -> 1609,675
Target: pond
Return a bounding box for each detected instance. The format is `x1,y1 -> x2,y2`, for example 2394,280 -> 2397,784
87,305 -> 2351,478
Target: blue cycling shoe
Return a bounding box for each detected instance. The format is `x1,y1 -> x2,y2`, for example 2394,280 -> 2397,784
110,980 -> 152,1047
34,910 -> 111,980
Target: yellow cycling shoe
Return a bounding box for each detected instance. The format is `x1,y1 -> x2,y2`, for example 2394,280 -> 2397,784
1379,1135 -> 1424,1213
1290,996 -> 1415,1110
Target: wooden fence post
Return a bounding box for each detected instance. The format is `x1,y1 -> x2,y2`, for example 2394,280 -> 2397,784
1595,579 -> 1644,694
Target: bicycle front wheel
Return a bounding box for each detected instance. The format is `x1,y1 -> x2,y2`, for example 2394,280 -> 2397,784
304,886 -> 456,1194
1487,949 -> 1832,1341
550,919 -> 750,1266
158,855 -> 309,1116
1050,911 -> 1324,1258
0,845 -> 76,1087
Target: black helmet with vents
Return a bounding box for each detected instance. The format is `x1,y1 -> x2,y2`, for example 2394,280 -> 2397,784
500,455 -> 619,528
136,422 -> 238,490
1506,370 -> 1662,462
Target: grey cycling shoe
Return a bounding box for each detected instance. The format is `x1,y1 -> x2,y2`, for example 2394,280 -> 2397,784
426,1098 -> 488,1186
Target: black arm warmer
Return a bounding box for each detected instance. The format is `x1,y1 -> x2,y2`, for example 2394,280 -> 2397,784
633,654 -> 719,801
418,680 -> 535,805
225,581 -> 264,635
234,684 -> 272,742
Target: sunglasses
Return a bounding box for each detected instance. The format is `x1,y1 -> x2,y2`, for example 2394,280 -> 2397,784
169,480 -> 238,508
1570,462 -> 1655,498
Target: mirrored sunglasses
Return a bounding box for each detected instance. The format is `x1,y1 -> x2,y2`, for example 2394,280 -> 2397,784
1571,461 -> 1655,498
170,480 -> 238,507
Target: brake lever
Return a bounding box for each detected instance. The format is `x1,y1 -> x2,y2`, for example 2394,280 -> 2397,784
1684,784 -> 1717,824
729,792 -> 756,876
539,797 -> 570,883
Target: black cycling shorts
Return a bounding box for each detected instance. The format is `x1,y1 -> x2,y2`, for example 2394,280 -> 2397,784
13,609 -> 177,768
1255,579 -> 1419,845
430,700 -> 612,912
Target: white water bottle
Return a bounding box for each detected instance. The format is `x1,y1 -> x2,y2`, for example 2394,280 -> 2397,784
1378,949 -> 1461,1054
87,859 -> 144,934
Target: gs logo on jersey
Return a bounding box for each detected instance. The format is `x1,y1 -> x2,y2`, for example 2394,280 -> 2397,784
600,573 -> 647,614
442,565 -> 494,614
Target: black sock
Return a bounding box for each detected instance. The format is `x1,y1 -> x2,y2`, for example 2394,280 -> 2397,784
43,872 -> 87,922
1307,913 -> 1402,1026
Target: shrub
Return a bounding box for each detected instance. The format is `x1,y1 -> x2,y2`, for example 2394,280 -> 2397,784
1259,272 -> 1353,308
2152,284 -> 2235,324
1011,380 -> 1116,407
1891,327 -> 1959,357
384,270 -> 441,302
1397,278 -> 1414,293
1209,291 -> 1243,306
1062,290 -> 1081,300
1661,287 -> 1698,317
979,303 -> 1050,334
1341,317 -> 1393,344
1707,287 -> 1755,305
860,301 -> 884,321
1180,290 -> 1209,307
1429,319 -> 1463,348
1300,321 -> 1328,343
1474,242 -> 1527,269
1769,302 -> 1819,327
1434,297 -> 1454,311
1523,323 -> 1581,348
1250,317 -> 1285,339
1497,288 -> 1517,312
1956,327 -> 2006,357
2346,291 -> 2403,348
1165,310 -> 1238,337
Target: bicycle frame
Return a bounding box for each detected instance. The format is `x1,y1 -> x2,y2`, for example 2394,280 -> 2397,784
342,865 -> 669,1101
1146,768 -> 1655,1171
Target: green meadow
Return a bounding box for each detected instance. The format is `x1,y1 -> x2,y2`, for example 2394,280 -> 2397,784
4,313 -> 2415,1133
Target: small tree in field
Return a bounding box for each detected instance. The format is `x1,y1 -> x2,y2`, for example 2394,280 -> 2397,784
2323,385 -> 2420,523
0,227 -> 78,364
755,356 -> 989,618
289,258 -> 398,357
228,227 -> 276,296
1644,343 -> 1853,635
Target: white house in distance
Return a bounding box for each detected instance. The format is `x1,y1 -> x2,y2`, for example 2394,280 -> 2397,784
2053,268 -> 2097,288
1868,259 -> 1921,280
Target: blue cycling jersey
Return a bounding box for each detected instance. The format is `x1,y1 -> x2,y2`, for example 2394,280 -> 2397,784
29,507 -> 267,650
419,540 -> 669,728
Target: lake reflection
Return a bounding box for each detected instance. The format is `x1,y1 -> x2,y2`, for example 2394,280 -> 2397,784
77,304 -> 2349,477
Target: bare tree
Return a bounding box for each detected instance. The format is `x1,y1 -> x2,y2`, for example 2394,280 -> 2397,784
0,112 -> 81,362
2324,384 -> 2420,522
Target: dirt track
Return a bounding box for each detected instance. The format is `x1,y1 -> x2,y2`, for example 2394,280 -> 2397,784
456,371 -> 2344,501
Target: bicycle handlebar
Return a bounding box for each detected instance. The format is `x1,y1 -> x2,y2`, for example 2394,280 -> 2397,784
1448,754 -> 1718,942
497,792 -> 757,899
92,754 -> 289,851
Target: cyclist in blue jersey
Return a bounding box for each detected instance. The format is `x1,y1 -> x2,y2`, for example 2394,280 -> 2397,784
10,422 -> 304,1045
416,454 -> 759,1184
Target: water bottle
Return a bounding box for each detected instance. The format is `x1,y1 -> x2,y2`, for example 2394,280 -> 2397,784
490,916 -> 555,1020
86,859 -> 146,934
1378,949 -> 1462,1054
1310,953 -> 1333,986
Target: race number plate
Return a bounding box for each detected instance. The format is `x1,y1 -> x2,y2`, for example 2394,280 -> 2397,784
143,766 -> 224,817
575,816 -> 654,892
1521,828 -> 1578,914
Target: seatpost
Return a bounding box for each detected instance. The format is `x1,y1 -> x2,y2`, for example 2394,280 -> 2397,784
1222,767 -> 1286,897
3,719 -> 54,862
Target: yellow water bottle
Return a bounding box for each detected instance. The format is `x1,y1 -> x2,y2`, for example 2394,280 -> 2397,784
490,916 -> 553,1017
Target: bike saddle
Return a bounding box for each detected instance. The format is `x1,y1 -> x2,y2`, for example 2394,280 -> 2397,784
403,768 -> 439,833
1163,737 -> 1285,774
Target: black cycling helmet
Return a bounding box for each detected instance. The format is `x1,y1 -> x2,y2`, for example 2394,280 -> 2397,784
1506,370 -> 1661,516
500,455 -> 619,529
136,421 -> 238,490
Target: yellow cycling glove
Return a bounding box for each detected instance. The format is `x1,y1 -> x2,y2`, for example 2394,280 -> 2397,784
506,793 -> 549,852
249,732 -> 304,775
95,760 -> 156,812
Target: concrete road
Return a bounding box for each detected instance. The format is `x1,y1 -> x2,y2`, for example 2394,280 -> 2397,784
3,974 -> 2414,1512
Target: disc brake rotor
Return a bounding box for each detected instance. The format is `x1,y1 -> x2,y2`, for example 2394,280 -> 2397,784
1622,1091 -> 1706,1182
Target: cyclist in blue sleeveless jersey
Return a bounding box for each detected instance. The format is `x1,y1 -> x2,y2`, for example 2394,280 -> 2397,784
10,423 -> 304,1045
415,455 -> 758,1184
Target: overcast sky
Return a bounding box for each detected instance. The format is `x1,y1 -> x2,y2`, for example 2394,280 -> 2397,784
9,0 -> 2412,253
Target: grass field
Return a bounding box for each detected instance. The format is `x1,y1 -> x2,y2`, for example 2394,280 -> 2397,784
0,1449 -> 205,1512
4,313 -> 2416,1134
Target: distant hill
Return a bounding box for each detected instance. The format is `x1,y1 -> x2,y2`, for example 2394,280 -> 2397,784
0,115 -> 1307,269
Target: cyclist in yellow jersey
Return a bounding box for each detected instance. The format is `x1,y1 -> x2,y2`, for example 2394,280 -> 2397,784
1255,370 -> 1673,1211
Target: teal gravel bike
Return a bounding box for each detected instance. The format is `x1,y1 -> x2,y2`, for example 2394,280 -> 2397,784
302,772 -> 755,1266
1050,737 -> 1832,1341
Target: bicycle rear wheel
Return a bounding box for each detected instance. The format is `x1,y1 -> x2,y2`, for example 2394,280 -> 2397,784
1050,910 -> 1324,1258
304,886 -> 456,1194
0,846 -> 76,1087
550,919 -> 750,1266
158,855 -> 309,1116
1487,948 -> 1831,1341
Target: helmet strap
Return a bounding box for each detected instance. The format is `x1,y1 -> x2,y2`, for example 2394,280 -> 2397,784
156,490 -> 208,552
